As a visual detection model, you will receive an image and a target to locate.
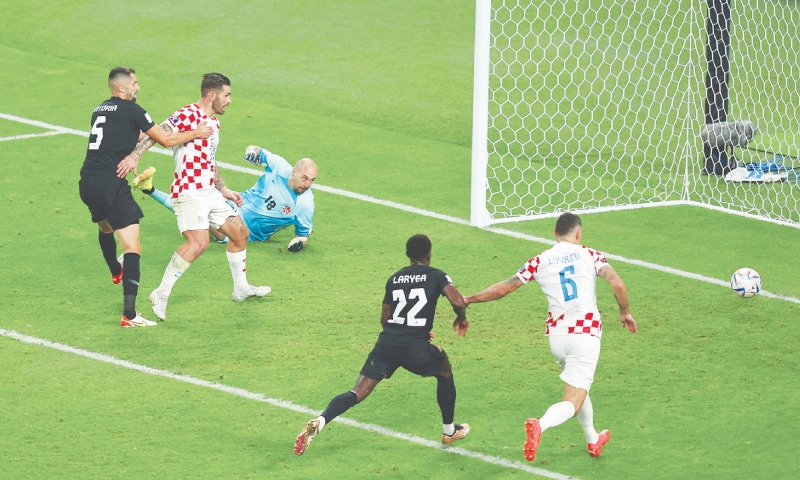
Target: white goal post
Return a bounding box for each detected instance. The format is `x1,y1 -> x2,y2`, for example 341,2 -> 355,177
470,0 -> 800,229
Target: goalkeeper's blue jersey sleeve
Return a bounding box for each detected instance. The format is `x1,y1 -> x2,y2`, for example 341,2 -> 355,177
239,151 -> 314,242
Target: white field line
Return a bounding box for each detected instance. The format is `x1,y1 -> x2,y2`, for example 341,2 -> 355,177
0,130 -> 68,142
0,328 -> 578,480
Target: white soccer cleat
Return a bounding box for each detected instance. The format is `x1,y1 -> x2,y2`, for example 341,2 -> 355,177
232,284 -> 271,302
148,290 -> 169,320
120,313 -> 157,328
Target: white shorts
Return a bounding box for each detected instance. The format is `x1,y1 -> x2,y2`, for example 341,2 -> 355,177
547,334 -> 601,392
173,189 -> 239,233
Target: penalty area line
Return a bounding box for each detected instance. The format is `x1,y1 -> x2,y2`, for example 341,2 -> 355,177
0,328 -> 579,480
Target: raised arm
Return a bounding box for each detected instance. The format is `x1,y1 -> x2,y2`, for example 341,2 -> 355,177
244,145 -> 293,175
598,264 -> 637,333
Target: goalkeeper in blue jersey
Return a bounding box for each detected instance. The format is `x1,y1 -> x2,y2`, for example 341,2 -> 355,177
134,146 -> 317,252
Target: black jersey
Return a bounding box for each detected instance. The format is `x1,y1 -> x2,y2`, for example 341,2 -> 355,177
80,97 -> 156,179
379,264 -> 454,345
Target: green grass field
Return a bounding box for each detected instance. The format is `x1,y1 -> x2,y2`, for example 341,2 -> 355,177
1,2 -> 799,479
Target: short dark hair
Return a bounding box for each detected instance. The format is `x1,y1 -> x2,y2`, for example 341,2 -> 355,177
108,66 -> 135,84
201,72 -> 230,96
406,234 -> 432,261
555,212 -> 582,236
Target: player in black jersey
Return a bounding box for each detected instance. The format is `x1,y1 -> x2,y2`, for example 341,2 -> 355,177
79,66 -> 212,327
294,234 -> 471,455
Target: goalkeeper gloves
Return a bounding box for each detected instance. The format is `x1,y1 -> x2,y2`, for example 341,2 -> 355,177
288,237 -> 307,252
244,146 -> 266,167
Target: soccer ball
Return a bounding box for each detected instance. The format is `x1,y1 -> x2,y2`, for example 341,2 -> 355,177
730,268 -> 761,298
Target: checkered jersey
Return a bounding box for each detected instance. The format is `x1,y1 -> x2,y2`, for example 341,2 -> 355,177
515,242 -> 608,338
165,103 -> 220,198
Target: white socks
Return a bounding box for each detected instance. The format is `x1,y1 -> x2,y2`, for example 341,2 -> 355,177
539,401 -> 575,432
157,252 -> 191,295
538,397 -> 600,444
316,416 -> 327,432
578,395 -> 599,444
443,423 -> 455,436
156,250 -> 251,295
226,249 -> 249,291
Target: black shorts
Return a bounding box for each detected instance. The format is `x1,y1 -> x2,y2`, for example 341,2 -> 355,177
359,339 -> 448,380
79,177 -> 143,230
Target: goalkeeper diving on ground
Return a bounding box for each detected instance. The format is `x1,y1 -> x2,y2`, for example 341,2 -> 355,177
133,145 -> 317,252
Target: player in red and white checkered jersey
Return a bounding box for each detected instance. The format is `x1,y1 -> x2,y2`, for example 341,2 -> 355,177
80,67 -> 213,328
463,212 -> 637,461
131,73 -> 270,321
166,102 -> 220,198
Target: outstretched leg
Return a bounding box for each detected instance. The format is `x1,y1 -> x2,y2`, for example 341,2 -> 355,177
294,375 -> 380,455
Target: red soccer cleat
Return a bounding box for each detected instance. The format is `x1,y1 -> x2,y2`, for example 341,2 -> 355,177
588,429 -> 610,457
294,419 -> 320,455
524,418 -> 541,461
112,253 -> 124,284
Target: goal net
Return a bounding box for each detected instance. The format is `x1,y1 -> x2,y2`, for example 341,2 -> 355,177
470,0 -> 800,229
